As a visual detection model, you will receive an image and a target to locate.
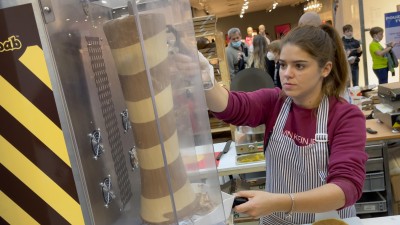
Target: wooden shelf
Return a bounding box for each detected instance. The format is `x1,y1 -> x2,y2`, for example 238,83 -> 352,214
211,126 -> 231,134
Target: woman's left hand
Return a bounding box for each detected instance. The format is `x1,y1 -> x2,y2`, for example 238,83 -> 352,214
233,190 -> 289,219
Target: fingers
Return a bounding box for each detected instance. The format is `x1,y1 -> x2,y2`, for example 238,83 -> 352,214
171,53 -> 192,63
176,61 -> 197,71
170,53 -> 198,71
198,51 -> 213,71
235,190 -> 257,198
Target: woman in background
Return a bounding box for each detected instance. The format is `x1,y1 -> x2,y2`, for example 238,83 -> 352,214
247,35 -> 270,74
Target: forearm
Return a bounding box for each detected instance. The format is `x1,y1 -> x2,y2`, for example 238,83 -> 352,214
243,54 -> 248,62
234,183 -> 346,218
205,83 -> 229,112
291,183 -> 345,213
376,46 -> 393,56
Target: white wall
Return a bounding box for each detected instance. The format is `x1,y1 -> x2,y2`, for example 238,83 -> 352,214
336,0 -> 400,86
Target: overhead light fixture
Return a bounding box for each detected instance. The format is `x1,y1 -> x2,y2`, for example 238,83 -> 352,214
304,0 -> 323,13
267,1 -> 279,13
272,1 -> 278,9
239,0 -> 249,18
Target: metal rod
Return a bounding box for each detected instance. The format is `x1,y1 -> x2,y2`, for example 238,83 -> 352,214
359,0 -> 369,85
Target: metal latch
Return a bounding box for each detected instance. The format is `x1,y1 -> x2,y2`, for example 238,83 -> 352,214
120,109 -> 132,133
38,0 -> 55,23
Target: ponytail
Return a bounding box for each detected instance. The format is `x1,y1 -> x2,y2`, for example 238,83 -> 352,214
320,24 -> 349,98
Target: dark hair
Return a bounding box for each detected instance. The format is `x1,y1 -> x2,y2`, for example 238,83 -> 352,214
369,27 -> 383,38
342,24 -> 353,33
248,35 -> 268,71
281,25 -> 349,100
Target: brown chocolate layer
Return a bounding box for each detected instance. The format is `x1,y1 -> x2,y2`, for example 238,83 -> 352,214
103,14 -> 166,49
137,132 -> 179,170
140,154 -> 188,199
126,85 -> 173,124
142,196 -> 200,225
131,109 -> 176,149
119,58 -> 171,102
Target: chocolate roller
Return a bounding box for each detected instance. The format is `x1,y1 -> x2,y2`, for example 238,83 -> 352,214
103,14 -> 198,225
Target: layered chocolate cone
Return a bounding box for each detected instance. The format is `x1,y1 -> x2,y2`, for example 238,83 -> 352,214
103,14 -> 198,224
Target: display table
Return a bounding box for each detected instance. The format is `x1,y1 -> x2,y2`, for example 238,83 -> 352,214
227,215 -> 400,225
361,215 -> 400,224
214,141 -> 265,176
366,119 -> 400,141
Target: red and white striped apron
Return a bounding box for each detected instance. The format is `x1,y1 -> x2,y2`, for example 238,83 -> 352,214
260,96 -> 356,225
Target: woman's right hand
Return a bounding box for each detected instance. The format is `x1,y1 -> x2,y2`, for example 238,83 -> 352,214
233,190 -> 291,219
169,51 -> 214,90
197,51 -> 215,90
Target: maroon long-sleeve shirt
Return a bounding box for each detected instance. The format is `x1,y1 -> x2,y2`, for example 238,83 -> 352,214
213,88 -> 368,207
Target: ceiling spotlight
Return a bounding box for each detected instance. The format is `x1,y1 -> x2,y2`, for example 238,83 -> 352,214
304,0 -> 323,13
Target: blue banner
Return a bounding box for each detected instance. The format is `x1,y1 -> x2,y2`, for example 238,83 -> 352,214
385,11 -> 400,58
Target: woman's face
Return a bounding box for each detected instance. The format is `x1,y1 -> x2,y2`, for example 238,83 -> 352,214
279,44 -> 332,108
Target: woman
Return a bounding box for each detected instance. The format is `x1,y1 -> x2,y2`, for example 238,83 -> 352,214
369,26 -> 397,84
247,35 -> 269,72
204,25 -> 367,224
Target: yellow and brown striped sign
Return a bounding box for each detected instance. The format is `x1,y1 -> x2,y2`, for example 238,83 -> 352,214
0,4 -> 84,225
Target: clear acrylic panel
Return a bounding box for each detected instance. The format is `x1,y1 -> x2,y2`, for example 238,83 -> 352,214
100,0 -> 226,224
43,0 -> 225,224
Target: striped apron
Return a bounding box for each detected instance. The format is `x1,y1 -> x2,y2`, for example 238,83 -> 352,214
260,96 -> 356,225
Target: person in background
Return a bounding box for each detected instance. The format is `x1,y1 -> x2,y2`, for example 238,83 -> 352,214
266,40 -> 282,89
245,26 -> 254,47
259,24 -> 274,77
247,35 -> 269,73
259,24 -> 271,44
225,27 -> 249,80
325,20 -> 333,26
200,24 -> 367,224
298,11 -> 322,27
342,24 -> 362,87
369,26 -> 397,84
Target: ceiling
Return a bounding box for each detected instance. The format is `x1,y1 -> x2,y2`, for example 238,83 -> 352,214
189,0 -> 308,18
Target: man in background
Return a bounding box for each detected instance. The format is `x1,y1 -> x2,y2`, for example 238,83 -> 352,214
342,24 -> 362,87
298,11 -> 322,27
258,24 -> 271,44
225,27 -> 249,80
245,26 -> 254,47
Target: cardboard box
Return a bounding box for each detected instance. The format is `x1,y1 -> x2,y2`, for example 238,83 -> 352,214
394,202 -> 400,215
388,147 -> 400,202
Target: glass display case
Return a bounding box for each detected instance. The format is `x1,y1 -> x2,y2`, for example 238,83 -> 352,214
0,0 -> 228,224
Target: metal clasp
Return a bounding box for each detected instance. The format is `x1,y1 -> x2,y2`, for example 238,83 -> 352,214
315,133 -> 328,143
